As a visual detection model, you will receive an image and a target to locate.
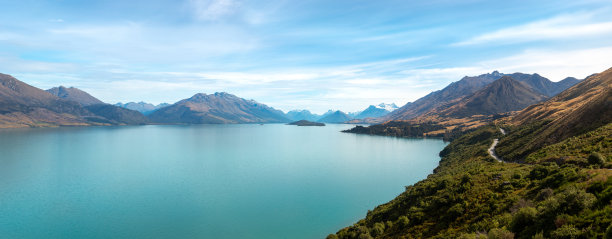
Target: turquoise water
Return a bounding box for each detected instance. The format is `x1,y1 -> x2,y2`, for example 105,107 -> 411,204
0,124 -> 446,239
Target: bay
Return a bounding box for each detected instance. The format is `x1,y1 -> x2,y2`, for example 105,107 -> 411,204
0,124 -> 446,239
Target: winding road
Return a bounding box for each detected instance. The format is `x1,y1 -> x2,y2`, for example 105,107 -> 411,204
488,127 -> 506,162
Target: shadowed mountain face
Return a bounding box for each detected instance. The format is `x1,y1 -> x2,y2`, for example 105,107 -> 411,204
285,110 -> 321,122
148,92 -> 289,124
47,86 -> 104,106
115,102 -> 170,115
386,71 -> 581,121
317,110 -> 352,123
436,76 -> 548,118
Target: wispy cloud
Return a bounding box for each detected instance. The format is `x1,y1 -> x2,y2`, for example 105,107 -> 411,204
454,13 -> 612,46
479,46 -> 612,80
189,0 -> 241,21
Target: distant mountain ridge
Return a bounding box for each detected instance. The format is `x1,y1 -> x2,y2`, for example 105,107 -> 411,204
285,109 -> 321,122
148,92 -> 289,124
317,110 -> 352,123
115,102 -> 170,115
352,103 -> 399,119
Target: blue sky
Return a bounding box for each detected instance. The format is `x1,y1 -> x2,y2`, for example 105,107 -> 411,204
1,0 -> 611,113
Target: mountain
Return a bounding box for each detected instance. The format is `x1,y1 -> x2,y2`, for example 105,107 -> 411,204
377,103 -> 399,111
46,86 -> 104,106
47,85 -> 148,125
506,73 -> 578,97
115,102 -> 170,115
0,73 -> 95,127
496,67 -> 612,161
285,109 -> 321,122
436,76 -> 548,118
317,110 -> 352,123
386,71 -> 581,121
0,74 -> 147,127
386,71 -> 503,120
148,92 -> 289,124
353,103 -> 399,119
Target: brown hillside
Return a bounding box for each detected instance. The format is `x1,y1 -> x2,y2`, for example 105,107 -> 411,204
497,67 -> 612,160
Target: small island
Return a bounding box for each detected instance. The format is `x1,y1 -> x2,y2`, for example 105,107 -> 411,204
287,120 -> 325,126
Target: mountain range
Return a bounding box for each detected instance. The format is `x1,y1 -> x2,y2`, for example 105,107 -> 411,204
115,102 -> 170,115
317,110 -> 353,123
344,72 -> 584,139
285,109 -> 321,122
351,103 -> 399,119
433,76 -> 548,118
284,103 -> 398,123
0,70 -> 586,128
385,71 -> 581,122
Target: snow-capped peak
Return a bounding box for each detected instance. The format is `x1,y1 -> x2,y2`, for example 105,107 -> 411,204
376,103 -> 398,111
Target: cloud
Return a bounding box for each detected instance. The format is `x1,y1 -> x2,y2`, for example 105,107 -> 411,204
479,46 -> 612,81
454,13 -> 612,46
189,0 -> 241,21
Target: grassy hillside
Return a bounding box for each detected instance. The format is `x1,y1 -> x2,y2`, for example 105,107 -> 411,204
329,123 -> 612,239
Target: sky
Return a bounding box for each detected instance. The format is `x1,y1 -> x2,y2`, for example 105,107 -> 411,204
1,0 -> 611,114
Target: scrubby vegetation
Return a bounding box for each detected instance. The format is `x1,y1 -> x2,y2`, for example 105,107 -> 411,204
330,123 -> 612,239
343,121 -> 446,138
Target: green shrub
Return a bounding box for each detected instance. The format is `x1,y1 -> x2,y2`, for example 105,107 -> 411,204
550,224 -> 581,239
488,228 -> 515,239
605,223 -> 612,239
358,233 -> 373,239
532,231 -> 545,239
510,207 -> 537,233
371,222 -> 385,237
326,234 -> 339,239
397,216 -> 410,227
588,152 -> 605,166
536,188 -> 554,201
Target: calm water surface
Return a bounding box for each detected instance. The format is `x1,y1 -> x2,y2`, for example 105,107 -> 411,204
0,124 -> 446,239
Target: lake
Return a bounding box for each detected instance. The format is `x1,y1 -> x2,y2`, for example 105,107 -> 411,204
0,124 -> 447,239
